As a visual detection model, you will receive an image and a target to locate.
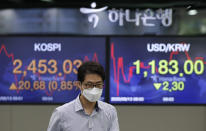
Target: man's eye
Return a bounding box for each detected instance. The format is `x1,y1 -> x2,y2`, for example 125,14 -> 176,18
86,83 -> 93,87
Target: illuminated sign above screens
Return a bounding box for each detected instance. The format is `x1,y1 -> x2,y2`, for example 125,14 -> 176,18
0,37 -> 106,103
110,37 -> 206,104
80,7 -> 172,28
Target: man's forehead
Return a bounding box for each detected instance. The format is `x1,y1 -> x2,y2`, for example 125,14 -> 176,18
84,74 -> 103,82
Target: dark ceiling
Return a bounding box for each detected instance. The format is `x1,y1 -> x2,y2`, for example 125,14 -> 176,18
1,0 -> 206,9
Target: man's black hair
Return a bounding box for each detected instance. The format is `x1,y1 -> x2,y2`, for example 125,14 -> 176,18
77,61 -> 105,83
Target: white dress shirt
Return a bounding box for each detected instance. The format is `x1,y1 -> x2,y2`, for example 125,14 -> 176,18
47,95 -> 120,131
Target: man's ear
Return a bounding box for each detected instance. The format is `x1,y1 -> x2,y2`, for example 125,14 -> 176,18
74,81 -> 82,91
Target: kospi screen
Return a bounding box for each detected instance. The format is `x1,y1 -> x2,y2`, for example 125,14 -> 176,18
0,36 -> 106,104
110,37 -> 206,104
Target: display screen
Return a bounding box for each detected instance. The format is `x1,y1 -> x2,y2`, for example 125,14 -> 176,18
0,36 -> 106,103
110,37 -> 206,104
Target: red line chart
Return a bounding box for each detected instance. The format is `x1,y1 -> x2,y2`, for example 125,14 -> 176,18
0,44 -> 99,96
111,43 -> 206,96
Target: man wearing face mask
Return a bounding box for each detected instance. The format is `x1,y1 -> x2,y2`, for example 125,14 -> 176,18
47,61 -> 120,131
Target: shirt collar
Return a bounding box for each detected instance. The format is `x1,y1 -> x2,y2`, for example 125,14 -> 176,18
74,94 -> 102,112
74,94 -> 84,112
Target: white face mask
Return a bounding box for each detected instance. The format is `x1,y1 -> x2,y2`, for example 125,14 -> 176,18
82,87 -> 103,102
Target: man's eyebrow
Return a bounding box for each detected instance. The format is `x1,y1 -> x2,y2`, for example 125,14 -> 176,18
86,81 -> 103,83
96,82 -> 104,84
